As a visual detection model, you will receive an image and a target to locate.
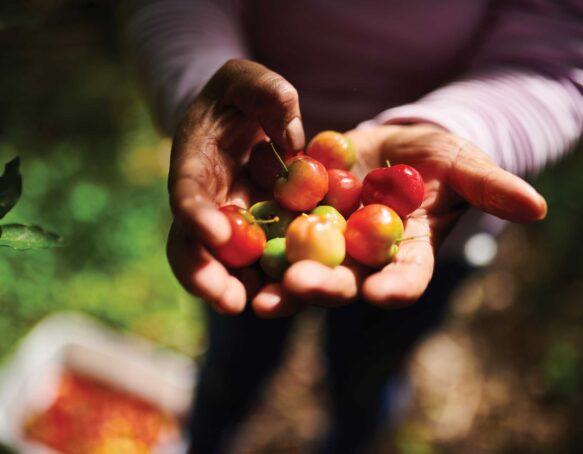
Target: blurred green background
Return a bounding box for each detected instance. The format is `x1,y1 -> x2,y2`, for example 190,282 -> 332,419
0,1 -> 581,453
0,0 -> 205,358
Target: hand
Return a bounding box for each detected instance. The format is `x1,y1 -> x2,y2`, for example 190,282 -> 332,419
166,59 -> 305,314
253,124 -> 547,316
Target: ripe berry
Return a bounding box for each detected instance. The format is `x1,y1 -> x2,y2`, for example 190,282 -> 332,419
306,130 -> 356,170
323,169 -> 362,217
361,163 -> 424,217
213,205 -> 266,268
274,156 -> 328,212
345,204 -> 404,268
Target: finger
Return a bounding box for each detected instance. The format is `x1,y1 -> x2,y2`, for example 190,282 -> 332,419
167,223 -> 245,314
228,177 -> 253,208
449,141 -> 547,223
282,260 -> 365,307
215,276 -> 247,314
169,123 -> 236,247
362,217 -> 434,308
252,283 -> 305,318
215,59 -> 305,151
170,176 -> 231,247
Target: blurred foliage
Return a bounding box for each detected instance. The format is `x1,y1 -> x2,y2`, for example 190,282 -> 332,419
0,0 -> 205,359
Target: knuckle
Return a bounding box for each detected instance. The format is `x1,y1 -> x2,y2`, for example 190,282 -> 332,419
259,74 -> 298,110
217,58 -> 242,77
207,58 -> 247,96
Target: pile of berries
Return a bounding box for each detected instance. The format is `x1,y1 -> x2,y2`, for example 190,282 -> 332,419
214,130 -> 425,279
24,371 -> 178,454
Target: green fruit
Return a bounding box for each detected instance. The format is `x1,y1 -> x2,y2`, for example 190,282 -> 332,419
249,201 -> 295,240
260,237 -> 289,280
309,205 -> 347,232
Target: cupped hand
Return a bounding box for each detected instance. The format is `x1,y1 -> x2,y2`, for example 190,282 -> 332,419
258,124 -> 547,316
167,59 -> 305,314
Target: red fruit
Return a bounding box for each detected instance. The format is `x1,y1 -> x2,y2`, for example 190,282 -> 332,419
323,169 -> 362,217
345,204 -> 404,268
248,141 -> 303,191
213,205 -> 266,268
274,156 -> 328,212
306,130 -> 356,170
361,164 -> 424,217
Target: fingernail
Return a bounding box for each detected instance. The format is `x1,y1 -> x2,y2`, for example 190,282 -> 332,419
285,117 -> 305,151
198,206 -> 231,246
256,292 -> 281,310
537,196 -> 548,220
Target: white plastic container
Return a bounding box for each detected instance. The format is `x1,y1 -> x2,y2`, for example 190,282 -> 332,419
0,311 -> 196,454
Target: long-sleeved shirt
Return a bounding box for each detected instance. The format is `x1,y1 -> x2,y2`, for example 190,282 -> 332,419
123,0 -> 583,260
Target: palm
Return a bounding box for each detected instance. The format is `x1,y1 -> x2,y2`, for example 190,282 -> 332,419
252,124 -> 546,315
167,106 -> 272,313
348,126 -> 472,304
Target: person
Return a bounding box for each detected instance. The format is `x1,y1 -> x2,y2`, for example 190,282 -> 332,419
122,1 -> 582,452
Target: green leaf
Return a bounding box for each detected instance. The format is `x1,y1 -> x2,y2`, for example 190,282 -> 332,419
0,224 -> 62,250
0,157 -> 22,219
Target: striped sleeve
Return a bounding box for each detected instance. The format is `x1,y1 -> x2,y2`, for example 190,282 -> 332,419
122,0 -> 248,135
362,0 -> 583,176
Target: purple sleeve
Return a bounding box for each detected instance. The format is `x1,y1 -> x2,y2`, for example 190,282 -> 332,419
122,0 -> 248,135
361,0 -> 583,176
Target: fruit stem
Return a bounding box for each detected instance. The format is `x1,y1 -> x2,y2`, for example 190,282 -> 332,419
395,233 -> 431,244
241,211 -> 256,224
255,216 -> 280,225
385,159 -> 391,168
270,142 -> 289,176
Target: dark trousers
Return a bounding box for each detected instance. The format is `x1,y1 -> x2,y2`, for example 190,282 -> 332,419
187,259 -> 473,454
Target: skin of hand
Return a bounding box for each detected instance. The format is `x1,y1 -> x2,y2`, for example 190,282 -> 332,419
167,58 -> 547,318
252,124 -> 548,317
167,58 -> 306,314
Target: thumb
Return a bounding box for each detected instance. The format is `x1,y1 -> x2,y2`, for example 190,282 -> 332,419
206,59 -> 305,151
448,140 -> 547,223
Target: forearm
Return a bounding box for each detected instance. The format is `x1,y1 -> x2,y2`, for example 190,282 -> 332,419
122,0 -> 249,135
